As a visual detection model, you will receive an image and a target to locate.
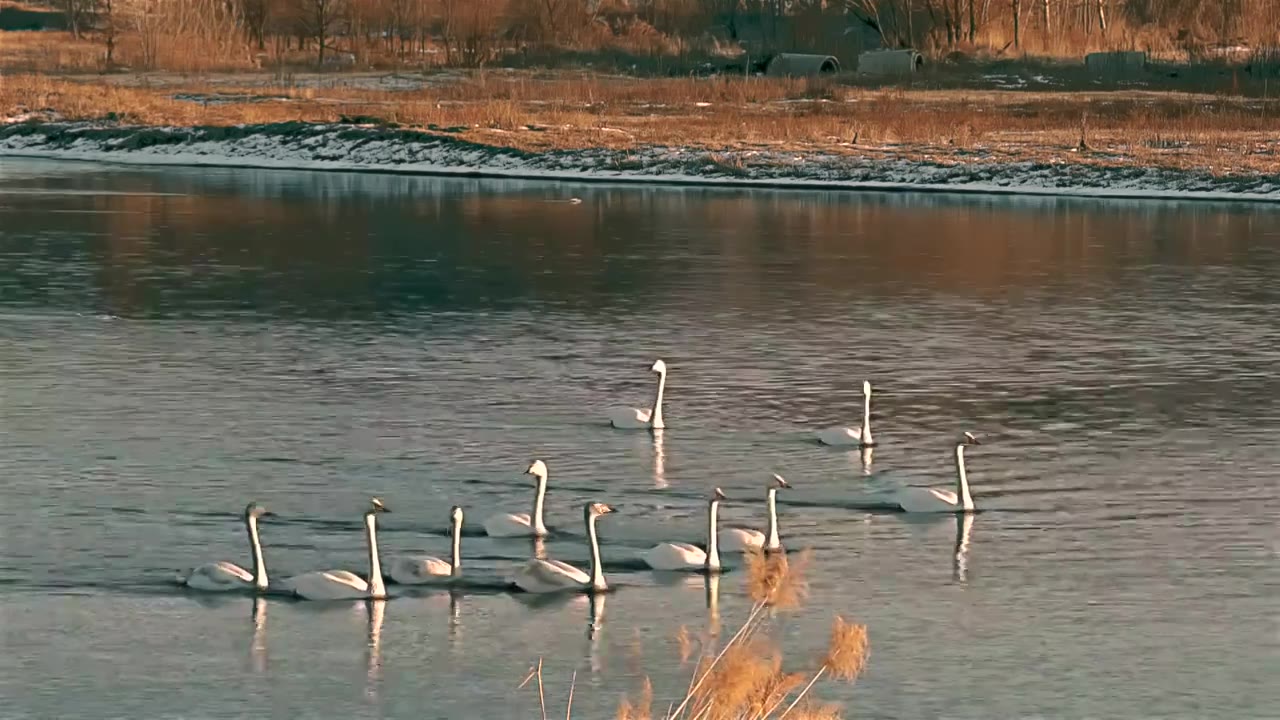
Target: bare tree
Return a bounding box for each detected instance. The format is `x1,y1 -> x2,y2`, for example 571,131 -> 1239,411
241,0 -> 270,49
296,0 -> 346,63
1012,0 -> 1020,48
99,0 -> 120,63
60,0 -> 96,38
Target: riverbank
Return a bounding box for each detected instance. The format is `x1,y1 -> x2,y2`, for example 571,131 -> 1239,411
4,119 -> 1280,201
5,70 -> 1280,201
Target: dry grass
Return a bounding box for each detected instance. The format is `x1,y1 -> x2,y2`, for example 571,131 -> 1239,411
514,548 -> 868,720
4,68 -> 1280,174
605,548 -> 868,720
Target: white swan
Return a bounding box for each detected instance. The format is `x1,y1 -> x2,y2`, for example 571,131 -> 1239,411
512,502 -> 614,594
890,433 -> 981,513
388,505 -> 464,584
719,474 -> 789,552
816,380 -> 875,447
484,460 -> 550,537
282,497 -> 390,600
178,502 -> 272,592
643,488 -> 725,572
608,359 -> 667,430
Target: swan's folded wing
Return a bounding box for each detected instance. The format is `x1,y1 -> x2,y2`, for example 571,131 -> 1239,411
518,558 -> 589,589
391,555 -> 451,582
817,425 -> 860,440
645,542 -> 705,570
184,561 -> 253,589
928,488 -> 959,506
608,406 -> 651,428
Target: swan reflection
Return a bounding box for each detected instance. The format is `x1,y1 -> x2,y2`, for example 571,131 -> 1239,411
448,590 -> 462,643
953,513 -> 974,584
859,445 -> 874,475
587,593 -> 606,674
365,599 -> 386,698
652,429 -> 667,489
705,573 -> 721,636
249,596 -> 267,674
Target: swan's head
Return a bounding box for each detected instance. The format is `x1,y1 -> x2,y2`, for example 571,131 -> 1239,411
450,505 -> 464,524
712,487 -> 727,501
651,359 -> 667,374
526,459 -> 548,480
588,502 -> 615,518
961,432 -> 981,446
770,473 -> 790,489
369,497 -> 391,514
862,380 -> 872,395
243,502 -> 274,519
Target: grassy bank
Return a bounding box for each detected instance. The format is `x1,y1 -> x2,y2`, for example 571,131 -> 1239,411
5,70 -> 1280,175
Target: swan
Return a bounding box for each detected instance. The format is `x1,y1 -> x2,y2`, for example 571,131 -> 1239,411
889,433 -> 981,513
282,497 -> 390,600
178,502 -> 273,592
512,502 -> 614,594
387,505 -> 464,584
643,488 -> 725,572
484,460 -> 549,537
608,359 -> 667,430
816,380 -> 875,447
719,474 -> 789,552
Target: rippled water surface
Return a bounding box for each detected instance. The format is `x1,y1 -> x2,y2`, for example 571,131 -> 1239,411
1,159 -> 1278,719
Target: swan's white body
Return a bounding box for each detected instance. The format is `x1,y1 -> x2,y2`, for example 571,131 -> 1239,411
719,476 -> 788,553
283,499 -> 389,600
609,360 -> 667,430
644,490 -> 723,572
484,461 -> 549,537
817,381 -> 875,447
179,503 -> 270,592
890,436 -> 979,513
388,506 -> 464,585
513,503 -> 613,594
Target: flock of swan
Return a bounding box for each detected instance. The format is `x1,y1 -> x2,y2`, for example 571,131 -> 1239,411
178,360 -> 983,601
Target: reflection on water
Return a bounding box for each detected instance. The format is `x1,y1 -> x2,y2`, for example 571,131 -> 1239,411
705,573 -> 721,636
953,514 -> 974,585
249,597 -> 268,675
652,430 -> 667,490
1,160 -> 1276,720
365,599 -> 385,699
857,446 -> 874,476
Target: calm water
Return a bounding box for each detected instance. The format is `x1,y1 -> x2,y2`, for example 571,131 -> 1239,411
1,159 -> 1277,719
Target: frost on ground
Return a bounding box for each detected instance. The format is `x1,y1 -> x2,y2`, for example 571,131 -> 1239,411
2,120 -> 1278,201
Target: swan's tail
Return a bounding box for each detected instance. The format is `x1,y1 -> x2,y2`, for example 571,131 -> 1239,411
172,569 -> 189,585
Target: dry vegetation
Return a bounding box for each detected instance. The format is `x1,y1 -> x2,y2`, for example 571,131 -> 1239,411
519,549 -> 870,720
5,68 -> 1280,173
4,0 -> 1280,176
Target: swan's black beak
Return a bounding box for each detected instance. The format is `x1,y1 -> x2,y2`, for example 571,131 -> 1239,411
262,511 -> 277,518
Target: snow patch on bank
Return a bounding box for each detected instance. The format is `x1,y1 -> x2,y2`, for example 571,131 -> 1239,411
2,121 -> 1279,202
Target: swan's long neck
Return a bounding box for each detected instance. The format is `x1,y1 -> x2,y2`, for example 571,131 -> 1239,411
650,370 -> 667,430
365,512 -> 386,598
450,516 -> 462,576
532,474 -> 548,536
586,509 -> 606,591
246,515 -> 267,591
860,389 -> 873,445
955,445 -> 974,512
765,488 -> 780,551
706,499 -> 721,571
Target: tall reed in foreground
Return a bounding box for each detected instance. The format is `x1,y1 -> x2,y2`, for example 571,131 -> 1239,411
521,548 -> 870,720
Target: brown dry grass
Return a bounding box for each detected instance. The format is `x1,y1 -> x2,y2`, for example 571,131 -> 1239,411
606,548 -> 868,720
4,68 -> 1280,174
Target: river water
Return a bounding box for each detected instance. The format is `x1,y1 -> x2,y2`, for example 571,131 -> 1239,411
0,159 -> 1277,719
